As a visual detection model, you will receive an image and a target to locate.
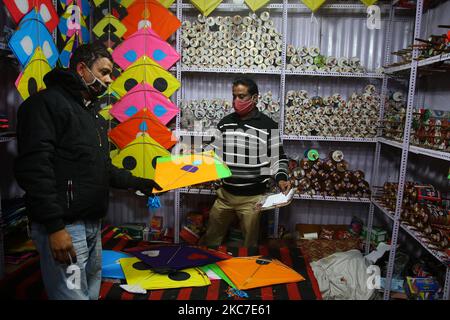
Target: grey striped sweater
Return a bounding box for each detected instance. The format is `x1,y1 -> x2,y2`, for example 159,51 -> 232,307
207,110 -> 289,196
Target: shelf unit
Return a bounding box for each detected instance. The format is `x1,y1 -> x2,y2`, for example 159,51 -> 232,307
173,0 -> 392,245
378,137 -> 450,161
384,52 -> 450,74
372,200 -> 449,265
179,187 -> 370,203
367,0 -> 450,300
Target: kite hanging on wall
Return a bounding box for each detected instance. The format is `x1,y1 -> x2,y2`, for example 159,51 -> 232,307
59,33 -> 79,68
108,108 -> 178,150
58,4 -> 90,44
157,0 -> 176,8
112,27 -> 180,71
121,0 -> 181,41
301,0 -> 326,12
360,0 -> 378,5
244,0 -> 271,12
95,86 -> 121,110
8,9 -> 59,67
189,0 -> 223,17
92,14 -> 128,49
109,82 -> 179,125
110,55 -> 181,98
93,0 -> 129,22
4,0 -> 59,32
151,150 -> 232,193
15,47 -> 52,100
110,133 -> 170,180
119,257 -> 211,290
59,0 -> 90,17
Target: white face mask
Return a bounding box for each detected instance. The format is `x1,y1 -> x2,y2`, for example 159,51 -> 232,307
82,64 -> 108,98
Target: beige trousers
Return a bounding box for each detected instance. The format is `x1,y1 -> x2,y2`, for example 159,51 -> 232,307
200,188 -> 263,247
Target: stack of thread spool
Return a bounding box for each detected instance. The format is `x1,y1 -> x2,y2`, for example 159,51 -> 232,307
286,149 -> 371,198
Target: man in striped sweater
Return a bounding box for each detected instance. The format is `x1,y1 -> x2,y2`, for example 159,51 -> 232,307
200,77 -> 290,247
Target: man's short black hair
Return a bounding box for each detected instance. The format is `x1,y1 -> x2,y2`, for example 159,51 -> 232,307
232,77 -> 259,96
69,42 -> 113,70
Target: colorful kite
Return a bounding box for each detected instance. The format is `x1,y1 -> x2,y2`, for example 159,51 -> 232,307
102,250 -> 131,279
302,0 -> 326,12
112,27 -> 180,71
58,4 -> 90,44
93,14 -> 127,39
189,0 -> 223,17
59,0 -> 90,17
99,105 -> 114,121
157,0 -> 175,8
8,9 -> 59,67
109,82 -> 179,125
93,0 -> 129,22
108,108 -> 178,150
216,256 -> 305,290
111,133 -> 170,180
59,33 -> 79,68
127,245 -> 231,273
110,55 -> 180,98
360,0 -> 378,5
4,0 -> 59,32
199,264 -> 237,289
244,0 -> 271,12
96,86 -> 121,110
117,0 -> 135,7
121,0 -> 181,41
119,257 -> 211,290
15,46 -> 52,100
152,150 -> 232,193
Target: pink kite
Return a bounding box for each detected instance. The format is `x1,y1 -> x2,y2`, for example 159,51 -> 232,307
112,27 -> 180,71
110,82 -> 179,125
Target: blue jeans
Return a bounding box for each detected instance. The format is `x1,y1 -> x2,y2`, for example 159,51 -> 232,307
31,220 -> 102,300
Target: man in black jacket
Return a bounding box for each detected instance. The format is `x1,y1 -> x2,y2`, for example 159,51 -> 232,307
200,77 -> 291,247
14,43 -> 161,300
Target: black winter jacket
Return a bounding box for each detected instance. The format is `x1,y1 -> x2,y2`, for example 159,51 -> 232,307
14,68 -> 140,234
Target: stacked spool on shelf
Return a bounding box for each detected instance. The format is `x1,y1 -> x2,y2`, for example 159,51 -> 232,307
382,91 -> 406,141
284,85 -> 380,137
286,45 -> 368,74
285,149 -> 371,198
375,182 -> 449,252
181,11 -> 283,70
383,92 -> 450,152
180,91 -> 280,131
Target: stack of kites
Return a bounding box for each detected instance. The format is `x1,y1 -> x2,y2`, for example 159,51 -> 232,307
102,245 -> 306,293
5,0 -> 60,100
92,0 -> 183,181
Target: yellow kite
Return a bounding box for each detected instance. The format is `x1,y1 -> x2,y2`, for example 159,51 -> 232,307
360,0 -> 378,5
110,55 -> 180,98
15,47 -> 52,100
158,0 -> 175,8
120,257 -> 211,290
92,14 -> 128,39
245,0 -> 271,12
302,0 -> 326,12
111,133 -> 170,180
189,0 -> 222,17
